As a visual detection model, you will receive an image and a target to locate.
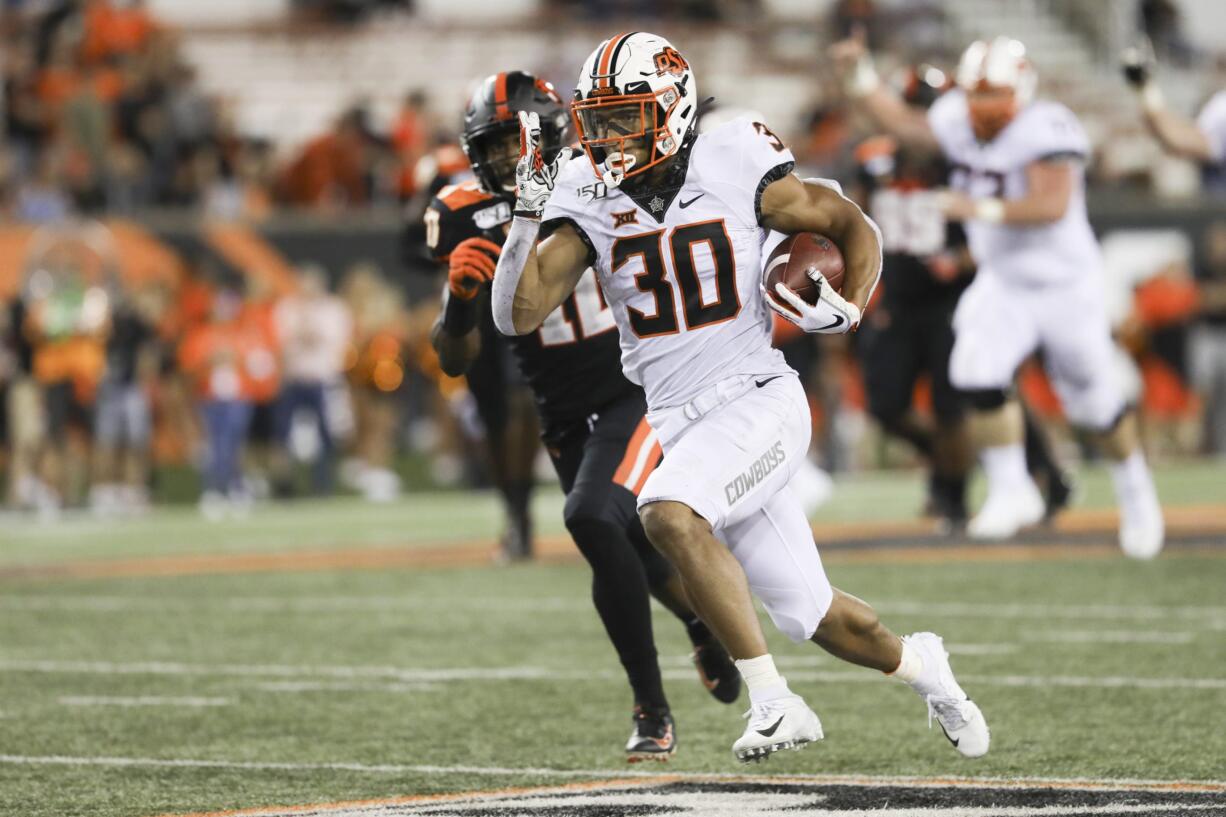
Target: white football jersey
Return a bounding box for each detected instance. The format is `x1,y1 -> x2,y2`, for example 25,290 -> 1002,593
1196,89 -> 1226,165
927,89 -> 1101,286
542,117 -> 795,410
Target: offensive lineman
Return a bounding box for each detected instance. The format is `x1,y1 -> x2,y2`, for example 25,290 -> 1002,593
492,32 -> 990,762
833,35 -> 1165,556
427,71 -> 740,761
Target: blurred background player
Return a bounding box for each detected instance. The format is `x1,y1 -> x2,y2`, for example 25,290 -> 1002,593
421,89 -> 538,560
847,68 -> 1073,530
427,70 -> 739,761
847,66 -> 974,530
835,35 -> 1164,557
1124,41 -> 1226,457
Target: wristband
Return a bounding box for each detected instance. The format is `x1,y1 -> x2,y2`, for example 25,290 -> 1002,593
845,54 -> 880,98
1140,82 -> 1165,114
512,210 -> 542,220
974,198 -> 1006,224
441,289 -> 479,335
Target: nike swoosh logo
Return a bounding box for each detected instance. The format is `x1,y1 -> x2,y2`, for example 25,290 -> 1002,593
679,194 -> 705,209
937,721 -> 959,747
816,315 -> 845,331
756,716 -> 785,738
755,376 -> 782,388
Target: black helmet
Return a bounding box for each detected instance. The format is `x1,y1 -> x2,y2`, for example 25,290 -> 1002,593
460,71 -> 569,196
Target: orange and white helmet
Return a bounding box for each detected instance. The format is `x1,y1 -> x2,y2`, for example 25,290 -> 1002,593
572,32 -> 697,187
956,37 -> 1037,141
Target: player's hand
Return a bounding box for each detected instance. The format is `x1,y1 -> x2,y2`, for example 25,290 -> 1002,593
448,236 -> 502,300
514,111 -> 572,219
1121,37 -> 1155,89
937,190 -> 977,221
765,276 -> 861,335
828,25 -> 877,97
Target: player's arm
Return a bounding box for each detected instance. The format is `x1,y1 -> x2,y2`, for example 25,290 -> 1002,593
491,220 -> 589,335
1122,42 -> 1216,163
429,232 -> 504,377
1140,105 -> 1214,163
829,35 -> 941,153
491,112 -> 587,336
760,174 -> 882,333
939,159 -> 1074,226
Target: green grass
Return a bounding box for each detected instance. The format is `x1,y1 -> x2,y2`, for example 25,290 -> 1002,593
2,460 -> 1223,564
0,461 -> 1223,816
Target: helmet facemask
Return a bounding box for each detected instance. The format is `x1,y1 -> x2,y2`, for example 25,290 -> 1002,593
573,87 -> 681,188
461,123 -> 524,195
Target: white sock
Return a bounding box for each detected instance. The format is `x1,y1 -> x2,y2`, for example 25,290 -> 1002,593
887,638 -> 924,684
980,444 -> 1031,494
735,654 -> 790,703
1110,449 -> 1155,508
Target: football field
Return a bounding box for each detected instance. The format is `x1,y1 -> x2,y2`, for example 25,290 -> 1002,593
1,463 -> 1224,817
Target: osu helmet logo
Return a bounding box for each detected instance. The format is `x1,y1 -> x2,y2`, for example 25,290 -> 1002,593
654,47 -> 688,77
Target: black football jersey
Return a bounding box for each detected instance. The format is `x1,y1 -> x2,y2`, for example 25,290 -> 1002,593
426,180 -> 637,439
857,150 -> 970,307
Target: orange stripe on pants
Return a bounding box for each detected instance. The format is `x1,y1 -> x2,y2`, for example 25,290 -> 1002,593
612,416 -> 652,487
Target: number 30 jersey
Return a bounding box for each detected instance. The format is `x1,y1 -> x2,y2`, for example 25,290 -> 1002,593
426,179 -> 636,438
927,89 -> 1101,287
542,117 -> 796,411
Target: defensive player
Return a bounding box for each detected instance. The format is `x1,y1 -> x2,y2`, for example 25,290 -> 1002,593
833,36 -> 1164,556
427,70 -> 740,761
492,32 -> 990,762
1122,40 -> 1226,167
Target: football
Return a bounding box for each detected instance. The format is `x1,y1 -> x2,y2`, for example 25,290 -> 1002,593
763,232 -> 845,312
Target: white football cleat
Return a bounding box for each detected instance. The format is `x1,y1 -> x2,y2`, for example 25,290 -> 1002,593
732,693 -> 823,763
967,481 -> 1044,540
903,632 -> 990,758
1118,482 -> 1164,560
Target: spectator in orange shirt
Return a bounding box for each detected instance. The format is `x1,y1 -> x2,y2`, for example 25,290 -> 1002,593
179,283 -> 266,517
392,90 -> 431,200
81,0 -> 158,65
277,108 -> 371,209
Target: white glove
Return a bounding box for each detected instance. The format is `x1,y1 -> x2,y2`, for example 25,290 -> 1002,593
514,111 -> 572,219
765,275 -> 861,335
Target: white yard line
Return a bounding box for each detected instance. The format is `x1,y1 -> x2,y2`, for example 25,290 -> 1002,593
2,658 -> 1224,690
1023,631 -> 1196,645
253,681 -> 440,693
57,695 -> 232,707
0,754 -> 1222,794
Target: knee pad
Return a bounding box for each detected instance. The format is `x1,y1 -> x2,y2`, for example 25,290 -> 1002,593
962,388 -> 1010,411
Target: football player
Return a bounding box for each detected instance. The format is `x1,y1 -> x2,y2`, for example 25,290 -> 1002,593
492,33 -> 990,763
832,35 -> 1164,557
427,71 -> 740,762
850,71 -> 1073,529
1122,38 -> 1226,167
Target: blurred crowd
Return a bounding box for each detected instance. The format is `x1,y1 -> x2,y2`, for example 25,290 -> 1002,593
0,0 -> 448,220
0,221 -> 420,518
2,0 -> 1226,518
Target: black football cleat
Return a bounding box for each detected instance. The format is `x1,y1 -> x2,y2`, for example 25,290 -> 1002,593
625,706 -> 676,763
691,640 -> 742,704
1043,470 -> 1076,523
